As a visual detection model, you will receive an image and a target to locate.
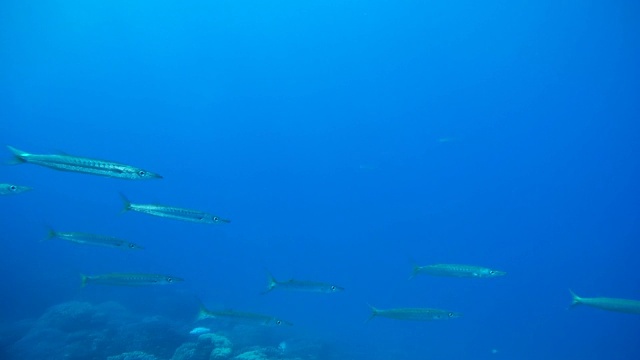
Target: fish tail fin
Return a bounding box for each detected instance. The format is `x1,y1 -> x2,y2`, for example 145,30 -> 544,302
196,301 -> 211,322
119,192 -> 132,213
409,264 -> 420,280
80,274 -> 89,288
408,257 -> 419,280
365,304 -> 378,323
569,289 -> 582,308
39,224 -> 56,242
261,268 -> 277,294
6,145 -> 29,165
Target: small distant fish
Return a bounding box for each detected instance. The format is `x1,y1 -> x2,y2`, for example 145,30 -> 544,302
81,273 -> 183,287
411,263 -> 506,279
189,327 -> 211,335
570,290 -> 640,315
0,183 -> 31,195
263,271 -> 344,294
366,305 -> 462,322
47,229 -> 144,250
120,193 -> 230,224
197,304 -> 292,326
7,145 -> 162,180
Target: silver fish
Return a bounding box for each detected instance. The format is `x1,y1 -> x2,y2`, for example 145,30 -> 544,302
367,305 -> 462,322
411,263 -> 506,279
263,271 -> 344,294
0,183 -> 31,195
189,327 -> 211,335
81,273 -> 183,287
120,193 -> 230,224
7,146 -> 162,180
570,290 -> 640,315
197,304 -> 292,326
47,229 -> 143,250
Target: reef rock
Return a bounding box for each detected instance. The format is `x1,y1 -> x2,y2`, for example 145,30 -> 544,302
233,349 -> 268,360
171,342 -> 197,360
107,351 -> 159,360
36,301 -> 107,333
171,333 -> 233,360
210,346 -> 232,360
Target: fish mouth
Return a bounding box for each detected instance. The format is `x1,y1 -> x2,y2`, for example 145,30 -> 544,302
444,311 -> 463,319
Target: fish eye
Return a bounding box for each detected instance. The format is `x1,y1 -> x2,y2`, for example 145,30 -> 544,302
138,170 -> 146,176
129,244 -> 135,248
448,312 -> 454,317
213,216 -> 219,221
9,185 -> 16,191
166,277 -> 173,282
276,320 -> 282,325
331,286 -> 336,291
489,270 -> 495,275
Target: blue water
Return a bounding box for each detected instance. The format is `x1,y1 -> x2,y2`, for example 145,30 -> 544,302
2,1 -> 640,359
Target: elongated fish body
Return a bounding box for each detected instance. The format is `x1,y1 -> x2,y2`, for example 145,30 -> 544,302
48,229 -> 143,250
264,272 -> 344,293
570,290 -> 640,315
120,193 -> 230,224
81,273 -> 183,287
0,183 -> 31,195
7,146 -> 162,180
367,305 -> 462,322
198,305 -> 292,326
411,263 -> 506,279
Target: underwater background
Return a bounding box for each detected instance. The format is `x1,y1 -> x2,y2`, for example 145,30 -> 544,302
1,1 -> 639,359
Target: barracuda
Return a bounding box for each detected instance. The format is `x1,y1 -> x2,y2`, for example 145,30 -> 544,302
47,229 -> 143,250
263,271 -> 344,294
7,145 -> 162,180
570,290 -> 640,315
366,305 -> 462,322
411,263 -> 506,279
0,183 -> 31,195
120,193 -> 230,224
81,273 -> 183,287
197,304 -> 292,326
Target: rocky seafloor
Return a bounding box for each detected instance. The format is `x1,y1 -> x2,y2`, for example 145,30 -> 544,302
0,301 -> 333,360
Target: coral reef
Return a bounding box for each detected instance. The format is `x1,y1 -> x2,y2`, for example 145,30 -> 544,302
210,346 -> 232,359
171,342 -> 198,360
8,301 -> 187,360
233,349 -> 268,360
107,351 -> 159,360
111,315 -> 187,359
5,300 -> 330,360
35,301 -> 107,333
170,332 -> 233,360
